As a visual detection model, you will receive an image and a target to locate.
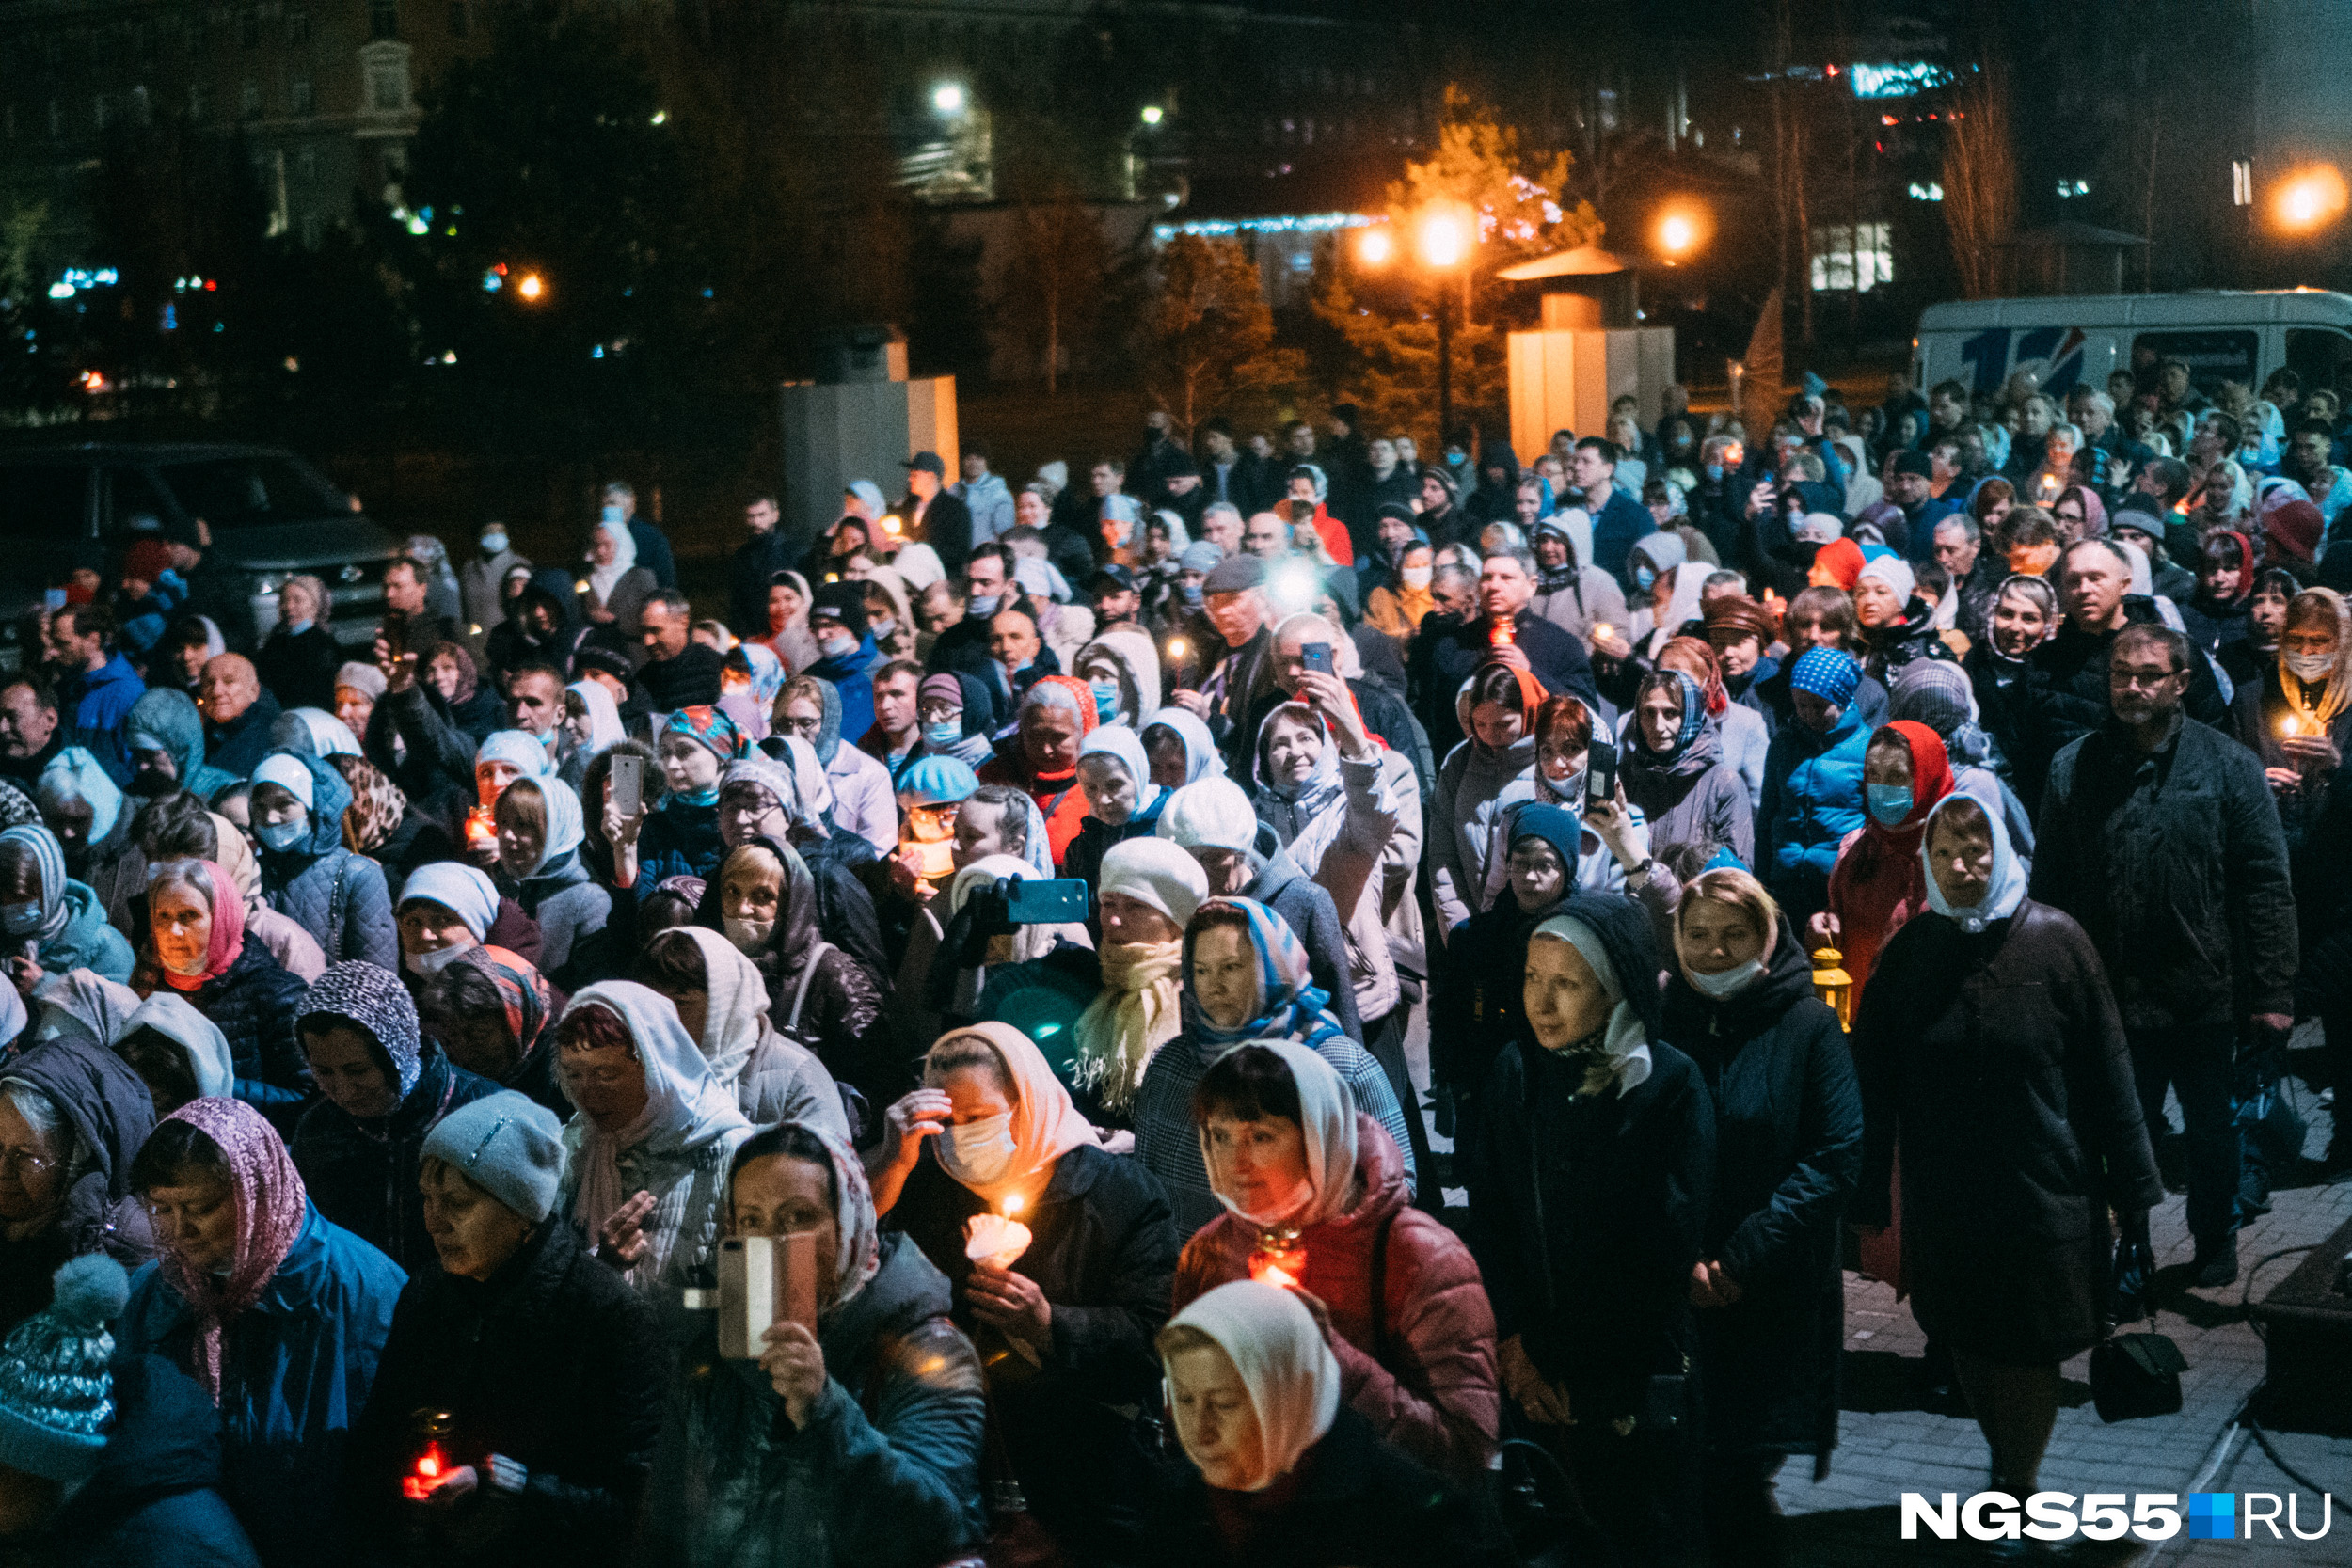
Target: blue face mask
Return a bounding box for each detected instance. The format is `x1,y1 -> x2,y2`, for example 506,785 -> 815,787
967,594 -> 1000,619
256,817 -> 308,852
1705,463 -> 1724,483
1089,679 -> 1120,721
284,619 -> 314,638
675,784 -> 722,809
924,719 -> 963,747
601,503 -> 625,527
0,901 -> 41,936
1181,583 -> 1204,608
1867,783 -> 1914,827
1633,565 -> 1657,592
868,616 -> 897,641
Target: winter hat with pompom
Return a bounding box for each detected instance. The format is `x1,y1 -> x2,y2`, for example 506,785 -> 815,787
0,1254 -> 129,1483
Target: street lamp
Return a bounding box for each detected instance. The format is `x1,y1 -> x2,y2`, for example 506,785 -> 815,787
931,82 -> 966,117
2272,165 -> 2348,236
1416,206 -> 1474,443
516,272 -> 547,302
1653,202 -> 1712,264
1355,226 -> 1392,266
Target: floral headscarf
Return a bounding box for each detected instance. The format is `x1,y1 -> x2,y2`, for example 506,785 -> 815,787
152,1098 -> 309,1402
459,945 -> 556,1065
296,960 -> 423,1101
1180,897 -> 1349,1053
663,705 -> 749,769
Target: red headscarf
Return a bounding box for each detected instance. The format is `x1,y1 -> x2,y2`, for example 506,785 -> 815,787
157,859 -> 247,992
1811,537 -> 1866,591
1019,674 -> 1099,782
153,1098 -> 309,1402
1822,721 -> 1955,992
2265,499 -> 2322,566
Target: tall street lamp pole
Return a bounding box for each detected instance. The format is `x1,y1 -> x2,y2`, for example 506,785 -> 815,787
1417,210 -> 1470,444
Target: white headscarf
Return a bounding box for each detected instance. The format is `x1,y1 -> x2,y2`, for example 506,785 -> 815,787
120,991 -> 234,1100
278,707 -> 361,757
1528,913 -> 1653,1096
659,927 -> 772,1091
564,680 -> 627,761
1140,708 -> 1220,786
400,862 -> 500,940
1164,1279 -> 1343,1493
1918,792 -> 2028,933
586,519 -> 638,604
509,775 -> 585,879
1200,1037 -> 1359,1230
1069,838 -> 1203,1114
1076,725 -> 1164,822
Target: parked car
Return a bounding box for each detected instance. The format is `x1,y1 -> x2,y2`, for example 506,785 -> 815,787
0,442 -> 405,673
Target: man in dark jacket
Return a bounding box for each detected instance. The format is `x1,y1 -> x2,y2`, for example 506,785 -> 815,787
1408,548 -> 1598,763
606,481 -> 678,591
727,495 -> 795,641
901,451 -> 974,577
2030,623 -> 2297,1286
636,592 -> 724,712
1932,514 -> 2006,645
2010,539 -> 2226,814
0,675 -> 66,793
1565,437 -> 1659,591
1173,554 -> 1282,778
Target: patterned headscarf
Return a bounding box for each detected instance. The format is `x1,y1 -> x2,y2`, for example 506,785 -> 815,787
151,1098 -> 309,1402
1180,897 -> 1349,1053
739,642 -> 786,710
745,1118 -> 882,1311
458,946 -> 556,1065
663,705 -> 749,769
326,754 -> 406,855
296,960 -> 423,1101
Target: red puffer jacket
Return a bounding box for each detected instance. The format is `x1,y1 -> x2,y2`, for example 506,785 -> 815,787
1170,1113 -> 1499,1481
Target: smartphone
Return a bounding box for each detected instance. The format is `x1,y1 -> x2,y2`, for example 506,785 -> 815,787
716,1231 -> 819,1359
380,608 -> 406,664
1004,877 -> 1089,925
1299,641 -> 1335,678
610,752 -> 644,818
1585,739 -> 1619,808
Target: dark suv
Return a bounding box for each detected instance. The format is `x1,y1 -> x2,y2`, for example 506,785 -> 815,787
0,442 -> 405,673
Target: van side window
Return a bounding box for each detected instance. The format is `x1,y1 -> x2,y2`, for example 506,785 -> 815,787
2132,330 -> 2256,397
104,467 -> 174,537
0,467 -> 93,536
2285,328 -> 2352,402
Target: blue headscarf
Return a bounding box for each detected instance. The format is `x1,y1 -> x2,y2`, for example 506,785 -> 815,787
0,823 -> 73,943
1180,896 -> 1348,1053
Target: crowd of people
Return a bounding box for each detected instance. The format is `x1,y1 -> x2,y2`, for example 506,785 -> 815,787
0,360 -> 2345,1568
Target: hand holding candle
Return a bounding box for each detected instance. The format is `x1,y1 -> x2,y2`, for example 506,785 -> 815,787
963,1196 -> 1034,1272
1248,1227 -> 1309,1291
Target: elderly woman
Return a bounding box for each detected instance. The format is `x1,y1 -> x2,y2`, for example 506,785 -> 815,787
119,1098 -> 407,1568
1171,1039 -> 1497,1483
718,749 -> 890,980
253,573 -> 342,711
1060,723 -> 1169,896
291,960 -> 499,1276
493,774 -> 610,983
632,925 -> 850,1139
555,980 -> 753,1301
1662,870 -> 1861,1562
1132,898 -> 1413,1234
1621,668 -> 1754,870
33,745 -> 124,883
580,516 -> 655,633
347,1093 -> 665,1568
0,1028 -> 155,1331
1470,895 -> 1715,1567
248,750 -> 398,969
398,860 -> 540,987
612,706 -> 746,899
639,1119 -> 989,1568
0,821 -> 133,990
974,673 -> 1098,866
1145,1280 -> 1502,1568
1854,794 -> 2161,1508
417,944 -> 568,1117
776,673 -> 899,855
113,990 -> 236,1118
912,671 -> 995,771
148,858 -> 310,1131
870,1024 -> 1179,1563
563,678 -> 628,777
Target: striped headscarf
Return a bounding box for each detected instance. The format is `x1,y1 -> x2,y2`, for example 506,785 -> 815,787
0,823 -> 74,945
460,946 -> 556,1065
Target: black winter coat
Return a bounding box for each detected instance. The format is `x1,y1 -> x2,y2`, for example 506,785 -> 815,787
290,1045 -> 500,1276
1661,930 -> 1860,1463
2031,716 -> 2297,1033
183,943 -> 312,1135
254,624 -> 344,713
2009,597 -> 2228,813
346,1220 -> 667,1568
1853,900 -> 2164,1363
886,1144 -> 1180,1562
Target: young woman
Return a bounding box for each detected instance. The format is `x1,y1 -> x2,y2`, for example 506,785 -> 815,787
1430,659 -> 1543,937
247,750 -> 398,970
612,707 -> 746,899
580,518 -> 654,634
2222,566 -> 2300,692
493,775 -> 611,984
2233,587 -> 2351,856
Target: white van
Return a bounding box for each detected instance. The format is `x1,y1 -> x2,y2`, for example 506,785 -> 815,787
1912,290 -> 2352,404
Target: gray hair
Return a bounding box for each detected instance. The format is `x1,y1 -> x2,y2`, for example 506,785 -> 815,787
1432,563 -> 1479,594
1200,501 -> 1243,529
2064,537 -> 2135,577
644,588 -> 691,620
1479,546 -> 1538,578
1934,513 -> 1981,544
284,573 -> 333,621
2077,390 -> 2116,418
2047,422 -> 2082,449
0,1078 -> 80,1188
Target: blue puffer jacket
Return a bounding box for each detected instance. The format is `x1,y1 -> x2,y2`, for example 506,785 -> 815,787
1757,702 -> 1871,918
634,798 -> 724,903
254,751 -> 398,970
181,942 -> 313,1134
117,1201 -> 406,1568
40,878 -> 135,982
126,686 -> 241,805
291,1044 -> 498,1276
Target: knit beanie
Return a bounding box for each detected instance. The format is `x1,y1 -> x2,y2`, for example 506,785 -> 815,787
421,1092 -> 564,1223
0,1255 -> 128,1484
1856,554 -> 1916,604
898,754 -> 979,806
1154,777 -> 1260,853
1179,541 -> 1226,575
1789,646 -> 1861,707
335,661 -> 389,701
1889,659 -> 1977,737
1100,837 -> 1212,932
810,582 -> 869,641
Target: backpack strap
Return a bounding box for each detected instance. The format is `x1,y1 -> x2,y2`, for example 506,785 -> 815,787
784,942 -> 835,1037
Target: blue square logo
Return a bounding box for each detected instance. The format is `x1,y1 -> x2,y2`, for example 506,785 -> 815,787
2187,1493 -> 2236,1541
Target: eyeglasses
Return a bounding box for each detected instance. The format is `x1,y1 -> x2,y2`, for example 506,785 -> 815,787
0,1147 -> 56,1179
2109,666 -> 2184,689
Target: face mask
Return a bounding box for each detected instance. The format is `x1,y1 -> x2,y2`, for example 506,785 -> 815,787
405,942 -> 468,976
1688,958 -> 1766,999
255,817 -> 308,852
0,901 -> 41,936
1181,584 -> 1204,608
868,616 -> 897,641
164,945 -> 210,979
924,719 -> 963,748
1867,783 -> 1914,827
1401,565 -> 1434,589
1219,1172 -> 1314,1227
723,914 -> 773,955
1089,679 -> 1120,721
1633,565 -> 1657,592
2284,650 -> 2336,682
1705,463 -> 1724,483
818,632 -> 856,661
284,619 -> 314,638
601,503 -> 625,526
481,531 -> 509,556
937,1112 -> 1017,1188
966,594 -> 1000,619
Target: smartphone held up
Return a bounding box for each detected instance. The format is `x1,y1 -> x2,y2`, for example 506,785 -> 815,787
717,1231 -> 821,1359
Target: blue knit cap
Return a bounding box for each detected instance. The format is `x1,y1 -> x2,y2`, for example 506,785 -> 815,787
898,754 -> 980,807
0,1254 -> 127,1484
1789,647 -> 1861,707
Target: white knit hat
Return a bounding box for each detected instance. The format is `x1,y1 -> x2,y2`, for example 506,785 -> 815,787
1099,837 -> 1211,931
1154,777 -> 1259,853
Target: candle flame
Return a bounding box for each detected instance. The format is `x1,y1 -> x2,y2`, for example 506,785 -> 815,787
1261,1263 -> 1297,1290
1001,1195 -> 1025,1219
1593,624 -> 1613,641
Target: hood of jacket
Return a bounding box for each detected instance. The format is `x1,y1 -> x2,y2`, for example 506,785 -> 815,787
1,1033 -> 155,1245
819,1228 -> 952,1366
126,688 -> 235,800
44,880 -> 120,972
1308,1111 -> 1408,1242
257,750 -> 356,861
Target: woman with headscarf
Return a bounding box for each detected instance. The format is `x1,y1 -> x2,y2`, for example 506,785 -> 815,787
416,943 -> 567,1117
1621,530 -> 1709,661
119,1098 -> 407,1568
421,640 -> 508,742
0,1024 -> 155,1331
1662,870 -> 1861,1562
291,960 -> 498,1275
147,859 -> 310,1132
1656,634 -> 1769,809
758,570 -> 821,673
1145,1279 -> 1502,1568
33,744 -> 125,885
579,516 -> 654,635
1470,894 -> 1715,1567
1853,794 -> 2161,1511
631,924 -> 850,1139
0,821 -> 134,988
860,565 -> 918,665
248,750 -> 398,970
639,1118 -> 987,1568
977,673 -> 1098,867
693,835 -> 890,1108
114,990 -> 237,1118
397,859 -> 542,990
1429,658 -> 1543,939
869,1023 -> 1180,1562
612,705 -> 744,901
1806,721 -> 1957,995
1132,898 -> 1414,1234
776,673 -> 898,856
1172,1038 -> 1497,1482
324,752 -> 450,901
1621,667 -> 1755,869
1141,706 -> 1221,790
561,678 -> 628,782
493,774 -> 610,984
267,705 -> 364,761
720,641 -> 787,746
1060,723 -> 1169,895
2183,528 -> 2258,665
123,686 -> 240,806
554,980 -> 752,1301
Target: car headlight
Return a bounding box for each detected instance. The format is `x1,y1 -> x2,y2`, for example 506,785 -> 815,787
254,574 -> 286,595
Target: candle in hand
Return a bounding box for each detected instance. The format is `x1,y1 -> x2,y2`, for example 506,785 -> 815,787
1248,1227 -> 1308,1291
964,1196 -> 1033,1272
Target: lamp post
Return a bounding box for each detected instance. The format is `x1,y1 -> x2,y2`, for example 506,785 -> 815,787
1416,208 -> 1471,444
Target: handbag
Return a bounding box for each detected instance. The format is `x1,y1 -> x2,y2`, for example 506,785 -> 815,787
2089,1331 -> 2188,1422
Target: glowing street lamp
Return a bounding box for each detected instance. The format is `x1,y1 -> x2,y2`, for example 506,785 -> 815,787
1140,104 -> 1164,126
2273,165 -> 2348,235
1356,226 -> 1392,267
516,272 -> 546,302
1416,209 -> 1469,269
932,82 -> 966,117
1414,205 -> 1475,441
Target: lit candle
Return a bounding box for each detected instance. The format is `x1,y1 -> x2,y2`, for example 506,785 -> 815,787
1248,1227 -> 1308,1291
402,1440 -> 450,1500
466,805 -> 498,853
1591,623 -> 1613,644
964,1196 -> 1033,1272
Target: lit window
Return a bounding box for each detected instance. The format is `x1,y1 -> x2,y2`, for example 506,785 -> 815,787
1908,182 -> 1944,202
1810,223 -> 1895,292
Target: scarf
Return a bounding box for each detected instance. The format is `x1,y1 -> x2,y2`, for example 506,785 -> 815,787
1180,897 -> 1350,1053
1200,1036 -> 1359,1231
1918,791 -> 2029,933
564,680 -> 628,762
1528,913 -> 1652,1097
798,1119 -> 882,1311
326,755 -> 406,855
1164,1280 -> 1341,1494
662,927 -> 770,1090
1070,938 -> 1185,1114
0,823 -> 73,946
153,1098 -> 308,1402
586,519 -> 637,605
462,945 -> 555,1069
295,959 -> 423,1100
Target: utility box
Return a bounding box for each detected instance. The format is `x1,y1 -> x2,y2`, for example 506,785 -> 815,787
1505,325 -> 1676,462
778,324 -> 957,546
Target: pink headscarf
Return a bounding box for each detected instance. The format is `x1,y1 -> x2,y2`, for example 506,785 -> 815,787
154,1098 -> 309,1402
155,860 -> 247,991
2057,484 -> 2108,538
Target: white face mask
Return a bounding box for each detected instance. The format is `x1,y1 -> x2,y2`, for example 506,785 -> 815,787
2283,649 -> 2336,683
1400,564 -> 1434,589
1687,958 -> 1765,999
1217,1172 -> 1313,1228
723,915 -> 773,955
405,942 -> 468,976
937,1113 -> 1017,1188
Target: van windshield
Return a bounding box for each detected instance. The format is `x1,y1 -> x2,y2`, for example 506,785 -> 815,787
152,455 -> 345,528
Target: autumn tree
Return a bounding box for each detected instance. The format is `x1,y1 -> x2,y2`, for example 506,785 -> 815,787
1136,235 -> 1304,441
1312,87 -> 1600,439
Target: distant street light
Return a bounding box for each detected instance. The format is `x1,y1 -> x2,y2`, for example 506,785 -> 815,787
1417,210 -> 1469,269
932,82 -> 966,117
516,272 -> 547,302
1654,202 -> 1713,263
2273,165 -> 2348,235
1356,227 -> 1392,266
1140,104 -> 1164,126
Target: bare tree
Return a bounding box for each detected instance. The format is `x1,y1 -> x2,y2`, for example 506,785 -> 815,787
1942,45 -> 2018,298
1136,235 -> 1303,441
998,186 -> 1109,393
